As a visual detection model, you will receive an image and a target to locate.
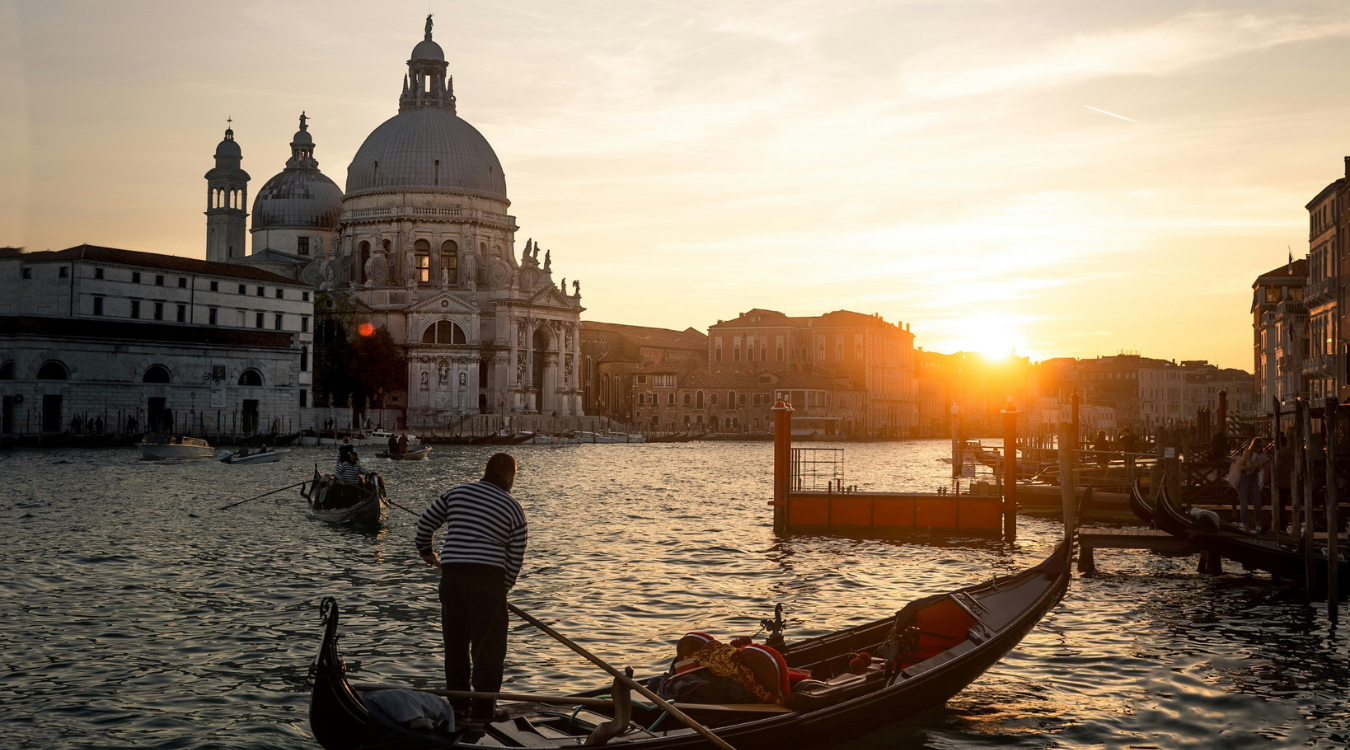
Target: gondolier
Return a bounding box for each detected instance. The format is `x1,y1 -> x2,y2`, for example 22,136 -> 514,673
414,453 -> 528,725
335,450 -> 368,485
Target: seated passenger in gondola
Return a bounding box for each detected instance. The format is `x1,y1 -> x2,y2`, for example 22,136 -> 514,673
389,434 -> 399,456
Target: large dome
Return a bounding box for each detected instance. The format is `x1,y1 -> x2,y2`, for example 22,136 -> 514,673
252,168 -> 343,230
345,108 -> 508,203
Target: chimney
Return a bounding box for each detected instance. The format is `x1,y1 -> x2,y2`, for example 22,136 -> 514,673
1344,155 -> 1349,180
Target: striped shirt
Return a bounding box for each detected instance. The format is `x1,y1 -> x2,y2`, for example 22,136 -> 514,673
334,460 -> 367,485
415,480 -> 528,588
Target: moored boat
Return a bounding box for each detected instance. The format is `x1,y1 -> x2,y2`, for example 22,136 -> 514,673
307,539 -> 1072,749
1128,479 -> 1155,526
220,446 -> 291,465
301,468 -> 388,526
137,435 -> 215,460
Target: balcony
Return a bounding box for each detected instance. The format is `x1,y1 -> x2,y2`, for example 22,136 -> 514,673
1305,277 -> 1335,304
1301,353 -> 1335,376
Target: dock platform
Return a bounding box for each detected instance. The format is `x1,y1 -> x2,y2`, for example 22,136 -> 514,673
1077,527 -> 1194,573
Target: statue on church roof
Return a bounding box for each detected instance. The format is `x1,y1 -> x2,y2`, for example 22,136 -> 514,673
543,249 -> 551,273
299,111 -> 308,131
573,280 -> 580,297
425,13 -> 433,39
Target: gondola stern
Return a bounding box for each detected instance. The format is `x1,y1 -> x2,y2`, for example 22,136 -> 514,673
309,597 -> 371,750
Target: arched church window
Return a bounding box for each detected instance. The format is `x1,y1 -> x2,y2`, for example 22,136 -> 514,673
238,369 -> 263,387
414,239 -> 431,283
480,241 -> 488,257
422,320 -> 466,345
37,361 -> 68,380
0,361 -> 14,379
441,241 -> 458,284
142,365 -> 171,383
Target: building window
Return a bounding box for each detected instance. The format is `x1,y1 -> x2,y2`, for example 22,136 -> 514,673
738,393 -> 747,406
238,284 -> 246,294
668,393 -> 675,405
209,307 -> 217,325
59,267 -> 68,278
422,320 -> 467,345
301,316 -> 309,333
93,297 -> 103,316
178,277 -> 187,288
301,346 -> 309,371
210,281 -> 218,292
130,300 -> 141,318
747,343 -> 755,362
297,237 -> 310,256
132,272 -> 141,283
416,251 -> 430,282
733,345 -> 741,362
761,345 -> 768,361
275,314 -> 283,330
683,393 -> 692,405
177,304 -> 186,322
256,312 -> 264,329
155,275 -> 164,286
776,345 -> 783,362
302,291 -> 310,302
275,289 -> 284,299
715,345 -> 722,362
256,286 -> 264,297
20,267 -> 30,279
710,393 -> 718,406
94,267 -> 104,279
153,302 -> 164,320
441,240 -> 458,284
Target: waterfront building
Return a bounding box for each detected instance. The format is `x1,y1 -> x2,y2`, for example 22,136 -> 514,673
1305,177 -> 1342,402
1251,258 -> 1308,410
707,309 -> 918,437
0,245 -> 312,436
1180,360 -> 1256,418
579,322 -> 707,421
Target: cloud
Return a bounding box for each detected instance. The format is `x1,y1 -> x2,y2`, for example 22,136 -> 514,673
904,11 -> 1350,98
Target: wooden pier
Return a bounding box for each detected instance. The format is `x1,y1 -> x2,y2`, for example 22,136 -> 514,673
1076,527 -> 1193,573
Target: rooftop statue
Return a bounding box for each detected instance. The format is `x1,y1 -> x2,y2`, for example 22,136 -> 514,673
425,13 -> 433,39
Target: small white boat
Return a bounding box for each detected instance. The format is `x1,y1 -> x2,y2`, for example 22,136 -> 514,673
220,447 -> 291,465
138,436 -> 215,460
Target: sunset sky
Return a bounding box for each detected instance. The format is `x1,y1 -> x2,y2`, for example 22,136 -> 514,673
3,0 -> 1349,369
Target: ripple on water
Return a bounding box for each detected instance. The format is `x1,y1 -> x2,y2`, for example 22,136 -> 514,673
0,440 -> 1347,749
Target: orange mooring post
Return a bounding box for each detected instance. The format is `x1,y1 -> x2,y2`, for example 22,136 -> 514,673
772,398 -> 794,534
1001,400 -> 1020,539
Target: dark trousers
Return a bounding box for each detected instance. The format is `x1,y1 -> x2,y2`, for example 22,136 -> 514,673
439,563 -> 508,718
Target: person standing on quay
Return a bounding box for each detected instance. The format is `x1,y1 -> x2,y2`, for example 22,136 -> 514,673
415,453 -> 528,724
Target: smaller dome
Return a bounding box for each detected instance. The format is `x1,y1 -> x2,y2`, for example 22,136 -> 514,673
411,38 -> 444,61
215,128 -> 241,158
251,169 -> 343,231
292,129 -> 313,146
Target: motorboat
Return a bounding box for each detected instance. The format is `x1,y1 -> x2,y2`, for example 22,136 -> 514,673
220,446 -> 291,465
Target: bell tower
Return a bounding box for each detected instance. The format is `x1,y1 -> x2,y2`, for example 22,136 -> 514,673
205,122 -> 251,263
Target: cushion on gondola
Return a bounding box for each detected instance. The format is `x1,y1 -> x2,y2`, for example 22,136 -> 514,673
673,633 -> 807,705
364,689 -> 455,733
904,598 -> 975,667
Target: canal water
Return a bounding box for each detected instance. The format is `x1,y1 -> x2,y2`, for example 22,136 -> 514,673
1,440 -> 1346,749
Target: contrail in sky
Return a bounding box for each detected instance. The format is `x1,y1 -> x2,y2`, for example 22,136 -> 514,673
1083,105 -> 1141,124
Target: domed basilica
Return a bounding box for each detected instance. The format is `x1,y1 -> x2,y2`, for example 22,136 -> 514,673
205,16 -> 584,425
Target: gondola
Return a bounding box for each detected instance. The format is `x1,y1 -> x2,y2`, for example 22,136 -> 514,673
220,446 -> 291,465
1151,484 -> 1197,540
1185,519 -> 1350,594
307,539 -> 1072,750
301,468 -> 388,526
377,446 -> 432,461
1128,479 -> 1155,526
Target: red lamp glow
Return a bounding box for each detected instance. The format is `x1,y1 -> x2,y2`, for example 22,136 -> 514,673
358,322 -> 374,337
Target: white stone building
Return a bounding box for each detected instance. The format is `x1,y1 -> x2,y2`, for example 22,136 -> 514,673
300,17 -> 584,427
0,245 -> 312,436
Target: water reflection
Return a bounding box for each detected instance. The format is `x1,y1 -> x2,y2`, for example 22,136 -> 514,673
0,441 -> 1347,748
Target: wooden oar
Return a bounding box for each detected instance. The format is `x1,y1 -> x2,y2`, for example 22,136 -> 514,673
347,684 -> 792,714
507,602 -> 742,750
216,481 -> 306,511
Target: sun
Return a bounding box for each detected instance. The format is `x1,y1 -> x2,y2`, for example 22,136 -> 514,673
948,315 -> 1026,361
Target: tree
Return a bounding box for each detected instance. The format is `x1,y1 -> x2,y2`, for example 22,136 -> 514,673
352,325 -> 405,409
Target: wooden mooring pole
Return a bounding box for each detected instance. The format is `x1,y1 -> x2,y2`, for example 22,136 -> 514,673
771,398 -> 793,535
1058,421 -> 1076,540
1325,398 -> 1340,617
1299,399 -> 1316,593
1002,401 -> 1020,540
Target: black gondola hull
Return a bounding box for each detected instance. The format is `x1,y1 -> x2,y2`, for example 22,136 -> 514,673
308,542 -> 1071,749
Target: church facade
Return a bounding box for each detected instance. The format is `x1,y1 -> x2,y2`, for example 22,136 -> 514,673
211,17 -> 584,428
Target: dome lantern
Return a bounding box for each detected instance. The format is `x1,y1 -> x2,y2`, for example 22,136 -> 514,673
400,14 -> 455,115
